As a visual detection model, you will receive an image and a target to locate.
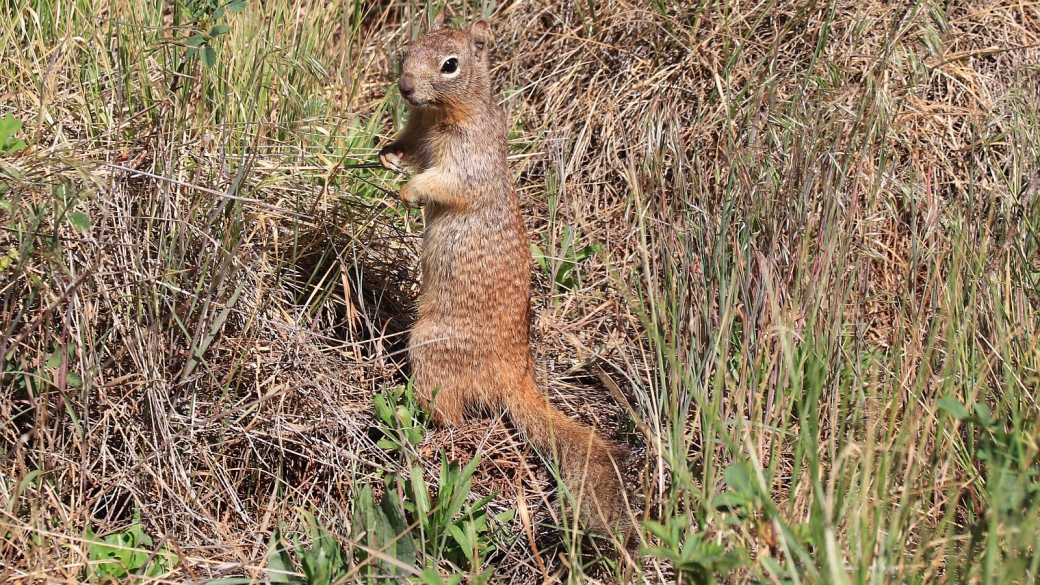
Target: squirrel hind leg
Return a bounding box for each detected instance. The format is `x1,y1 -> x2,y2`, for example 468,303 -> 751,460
415,382 -> 469,426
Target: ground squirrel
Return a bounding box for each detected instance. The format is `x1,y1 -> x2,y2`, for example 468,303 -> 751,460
379,15 -> 629,535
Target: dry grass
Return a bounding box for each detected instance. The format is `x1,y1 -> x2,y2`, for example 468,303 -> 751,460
2,0 -> 1039,582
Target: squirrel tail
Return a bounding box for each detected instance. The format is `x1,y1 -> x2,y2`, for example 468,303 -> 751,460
503,377 -> 630,535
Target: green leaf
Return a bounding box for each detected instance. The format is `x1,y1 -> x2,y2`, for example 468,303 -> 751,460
444,470 -> 474,520
0,113 -> 27,154
68,211 -> 90,233
643,519 -> 678,546
405,425 -> 424,445
574,242 -> 603,262
448,523 -> 473,559
469,491 -> 496,514
354,480 -> 417,576
471,567 -> 494,585
643,545 -> 682,564
972,402 -> 992,424
762,554 -> 786,577
85,519 -> 159,579
0,113 -> 23,144
554,260 -> 577,289
352,486 -> 380,575
530,242 -> 548,273
209,23 -> 231,36
395,404 -> 412,426
143,547 -> 178,576
227,0 -> 247,13
419,567 -> 444,585
495,508 -> 516,524
420,567 -> 464,585
723,461 -> 756,498
3,139 -> 26,155
410,466 -> 432,521
185,33 -> 208,48
459,454 -> 481,482
299,514 -> 349,585
377,487 -> 417,573
265,529 -> 296,583
713,491 -> 751,515
937,396 -> 968,421
373,393 -> 394,426
201,45 -> 218,68
53,182 -> 72,203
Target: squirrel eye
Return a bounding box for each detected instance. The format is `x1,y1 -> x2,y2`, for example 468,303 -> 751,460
440,57 -> 459,74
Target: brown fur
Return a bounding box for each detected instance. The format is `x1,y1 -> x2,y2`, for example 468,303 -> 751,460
379,17 -> 629,535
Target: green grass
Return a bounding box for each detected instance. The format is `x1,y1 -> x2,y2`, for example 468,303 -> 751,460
1,0 -> 1039,582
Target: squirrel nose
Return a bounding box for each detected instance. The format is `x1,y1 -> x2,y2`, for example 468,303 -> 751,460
398,74 -> 416,97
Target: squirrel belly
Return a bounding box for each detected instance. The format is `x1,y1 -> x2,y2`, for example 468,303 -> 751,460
380,14 -> 630,536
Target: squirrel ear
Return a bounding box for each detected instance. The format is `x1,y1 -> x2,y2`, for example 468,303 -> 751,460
430,12 -> 446,31
470,20 -> 490,53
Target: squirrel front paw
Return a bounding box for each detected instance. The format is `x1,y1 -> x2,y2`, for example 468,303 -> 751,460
398,181 -> 424,208
379,145 -> 405,174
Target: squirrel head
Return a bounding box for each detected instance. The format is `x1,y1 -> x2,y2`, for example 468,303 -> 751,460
396,16 -> 491,110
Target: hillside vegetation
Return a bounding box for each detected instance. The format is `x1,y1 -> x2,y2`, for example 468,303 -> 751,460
1,0 -> 1039,582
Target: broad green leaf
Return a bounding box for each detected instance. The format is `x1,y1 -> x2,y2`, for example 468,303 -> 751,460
373,394 -> 393,425
448,523 -> 472,559
0,113 -> 23,144
377,486 -> 417,574
642,519 -> 677,545
713,491 -> 751,514
973,402 -> 992,424
405,425 -> 424,445
201,45 -> 218,68
299,528 -> 348,585
937,396 -> 968,421
68,211 -> 90,233
265,530 -> 296,583
0,138 -> 26,155
0,113 -> 26,153
723,461 -> 756,498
